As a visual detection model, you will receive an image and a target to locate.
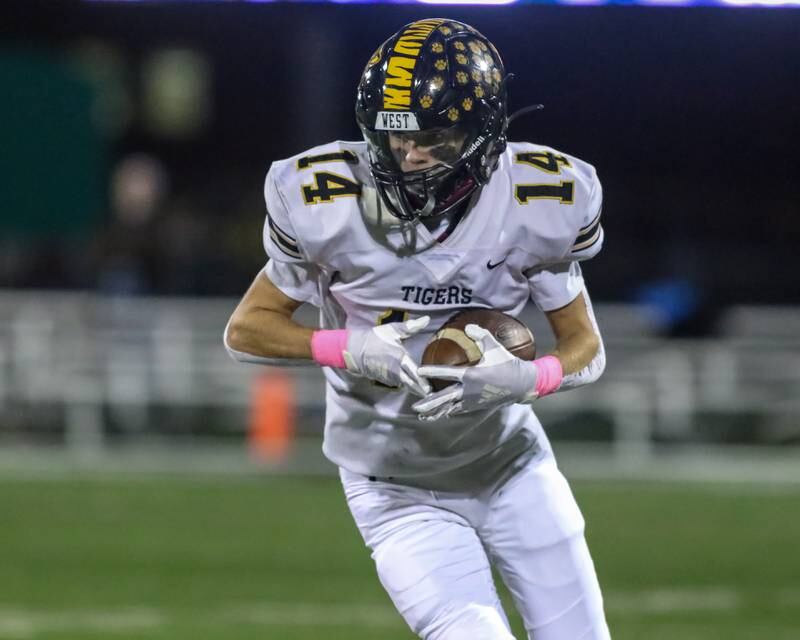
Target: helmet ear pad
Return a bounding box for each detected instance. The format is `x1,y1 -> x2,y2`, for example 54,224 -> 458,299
471,109 -> 508,184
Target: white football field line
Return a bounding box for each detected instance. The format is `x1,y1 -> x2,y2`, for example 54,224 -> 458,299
0,586 -> 781,638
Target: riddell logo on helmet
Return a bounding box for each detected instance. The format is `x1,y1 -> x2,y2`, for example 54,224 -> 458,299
383,19 -> 445,110
465,136 -> 486,156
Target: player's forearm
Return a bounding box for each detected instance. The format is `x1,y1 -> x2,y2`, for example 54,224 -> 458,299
550,330 -> 600,376
541,288 -> 606,393
548,327 -> 605,393
225,309 -> 314,361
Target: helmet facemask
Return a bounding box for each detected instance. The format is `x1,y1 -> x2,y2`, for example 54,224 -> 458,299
364,125 -> 474,220
362,112 -> 505,221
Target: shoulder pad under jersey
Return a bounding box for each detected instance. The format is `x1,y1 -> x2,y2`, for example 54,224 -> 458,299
263,141 -> 369,265
503,141 -> 603,264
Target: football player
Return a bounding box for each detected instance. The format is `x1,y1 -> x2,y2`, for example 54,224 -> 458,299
226,18 -> 610,640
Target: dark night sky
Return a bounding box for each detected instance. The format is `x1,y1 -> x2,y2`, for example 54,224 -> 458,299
3,1 -> 800,307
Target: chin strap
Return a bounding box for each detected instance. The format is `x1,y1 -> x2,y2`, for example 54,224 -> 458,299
419,192 -> 437,218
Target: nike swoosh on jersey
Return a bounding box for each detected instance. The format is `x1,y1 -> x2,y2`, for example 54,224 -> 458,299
486,258 -> 506,270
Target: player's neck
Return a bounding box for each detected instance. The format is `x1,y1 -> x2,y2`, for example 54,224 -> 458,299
419,200 -> 470,243
435,204 -> 468,243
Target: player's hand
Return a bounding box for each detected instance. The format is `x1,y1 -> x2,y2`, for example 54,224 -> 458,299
413,324 -> 538,420
344,316 -> 431,396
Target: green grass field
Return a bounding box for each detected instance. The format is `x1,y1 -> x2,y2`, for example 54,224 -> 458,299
1,472 -> 798,639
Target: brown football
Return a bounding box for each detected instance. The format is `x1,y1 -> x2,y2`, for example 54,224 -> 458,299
421,309 -> 536,391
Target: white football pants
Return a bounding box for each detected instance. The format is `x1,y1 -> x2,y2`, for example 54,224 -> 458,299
340,455 -> 611,640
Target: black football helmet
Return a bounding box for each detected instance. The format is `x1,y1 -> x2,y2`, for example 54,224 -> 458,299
355,19 -> 509,221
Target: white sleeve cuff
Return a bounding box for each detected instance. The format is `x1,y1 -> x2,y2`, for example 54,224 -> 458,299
264,260 -> 321,307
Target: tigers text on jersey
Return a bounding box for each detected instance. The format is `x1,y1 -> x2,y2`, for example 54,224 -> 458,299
262,140 -> 603,483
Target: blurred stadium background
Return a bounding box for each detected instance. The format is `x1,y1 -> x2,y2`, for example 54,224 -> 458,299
2,1 -> 800,638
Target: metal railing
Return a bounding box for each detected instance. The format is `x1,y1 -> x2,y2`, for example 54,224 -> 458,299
1,290 -> 799,469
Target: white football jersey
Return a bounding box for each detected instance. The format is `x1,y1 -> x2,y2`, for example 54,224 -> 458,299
262,140 -> 603,483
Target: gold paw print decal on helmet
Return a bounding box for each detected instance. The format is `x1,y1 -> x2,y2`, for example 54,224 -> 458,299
478,41 -> 488,52
468,41 -> 481,54
462,98 -> 473,112
434,59 -> 447,71
492,68 -> 502,82
455,53 -> 468,65
456,71 -> 468,85
439,26 -> 453,36
430,75 -> 444,91
447,107 -> 460,122
431,42 -> 444,53
471,69 -> 482,83
453,41 -> 466,51
420,95 -> 433,108
473,85 -> 485,98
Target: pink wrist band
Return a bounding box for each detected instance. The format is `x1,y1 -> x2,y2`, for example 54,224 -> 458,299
311,330 -> 349,369
533,356 -> 563,397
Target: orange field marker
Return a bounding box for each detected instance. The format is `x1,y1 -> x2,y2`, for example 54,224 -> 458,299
248,371 -> 295,462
